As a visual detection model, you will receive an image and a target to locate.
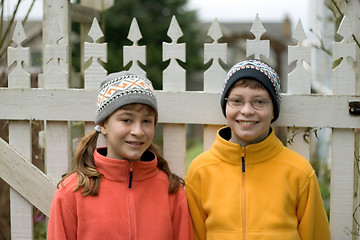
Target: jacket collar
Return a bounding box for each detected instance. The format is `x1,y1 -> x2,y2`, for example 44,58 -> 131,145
94,148 -> 159,182
211,126 -> 283,165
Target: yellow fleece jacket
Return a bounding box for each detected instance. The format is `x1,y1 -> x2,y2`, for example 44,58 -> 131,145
185,127 -> 330,240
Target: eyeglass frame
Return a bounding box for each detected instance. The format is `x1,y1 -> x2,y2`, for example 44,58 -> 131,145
224,97 -> 271,110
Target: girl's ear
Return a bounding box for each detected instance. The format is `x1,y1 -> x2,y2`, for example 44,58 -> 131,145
99,122 -> 107,135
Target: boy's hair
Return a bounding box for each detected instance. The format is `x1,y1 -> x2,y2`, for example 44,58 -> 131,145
232,78 -> 266,89
59,104 -> 184,196
221,59 -> 281,122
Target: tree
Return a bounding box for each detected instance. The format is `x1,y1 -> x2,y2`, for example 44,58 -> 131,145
103,0 -> 204,89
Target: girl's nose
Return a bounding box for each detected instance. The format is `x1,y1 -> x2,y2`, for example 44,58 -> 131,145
130,122 -> 144,136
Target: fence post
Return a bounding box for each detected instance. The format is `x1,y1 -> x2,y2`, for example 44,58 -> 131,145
7,21 -> 33,240
286,20 -> 313,160
330,15 -> 357,239
84,18 -> 107,147
43,0 -> 71,183
203,19 -> 227,150
162,16 -> 187,177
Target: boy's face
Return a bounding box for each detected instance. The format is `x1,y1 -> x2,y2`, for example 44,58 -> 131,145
226,85 -> 274,146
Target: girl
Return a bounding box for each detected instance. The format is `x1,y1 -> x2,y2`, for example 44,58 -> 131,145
47,71 -> 193,240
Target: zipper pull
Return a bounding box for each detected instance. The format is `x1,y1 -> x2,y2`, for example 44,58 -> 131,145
128,163 -> 133,188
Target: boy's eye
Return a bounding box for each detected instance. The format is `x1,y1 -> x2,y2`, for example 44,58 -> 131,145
228,98 -> 244,106
253,99 -> 267,105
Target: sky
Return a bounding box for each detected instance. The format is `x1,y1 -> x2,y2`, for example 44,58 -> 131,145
3,0 -> 310,32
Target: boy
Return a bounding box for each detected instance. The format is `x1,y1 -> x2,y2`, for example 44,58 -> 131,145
185,59 -> 330,240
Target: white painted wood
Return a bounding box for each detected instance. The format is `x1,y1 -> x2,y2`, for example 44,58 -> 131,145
7,22 -> 31,89
163,16 -> 186,91
43,0 -> 70,89
162,16 -> 187,177
0,137 -> 56,216
203,19 -> 227,151
163,124 -> 186,178
204,19 -> 227,93
124,18 -> 146,76
43,0 -> 71,191
332,15 -> 357,95
9,123 -> 33,240
287,20 -> 311,94
2,89 -> 360,128
45,121 -> 70,183
7,21 -> 33,240
246,14 -> 269,59
203,125 -> 223,151
330,129 -> 355,239
286,20 -> 312,162
84,18 -> 107,90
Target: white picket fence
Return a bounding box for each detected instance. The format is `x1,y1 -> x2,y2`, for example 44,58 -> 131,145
0,1 -> 360,239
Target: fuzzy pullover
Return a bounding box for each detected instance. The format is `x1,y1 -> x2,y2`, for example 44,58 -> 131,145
185,127 -> 330,240
47,148 -> 193,240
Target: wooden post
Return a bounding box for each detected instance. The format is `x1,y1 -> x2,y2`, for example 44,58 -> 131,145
330,15 -> 357,239
43,0 -> 71,183
203,19 -> 227,150
287,20 -> 312,160
84,17 -> 107,147
162,16 -> 187,178
7,21 -> 33,240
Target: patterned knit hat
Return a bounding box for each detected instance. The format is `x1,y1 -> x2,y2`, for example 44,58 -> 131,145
95,71 -> 158,124
220,59 -> 281,122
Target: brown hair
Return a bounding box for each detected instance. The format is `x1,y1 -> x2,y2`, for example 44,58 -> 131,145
233,78 -> 265,89
58,104 -> 183,196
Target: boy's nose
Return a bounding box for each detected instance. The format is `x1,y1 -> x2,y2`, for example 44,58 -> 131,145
130,123 -> 144,136
240,102 -> 255,115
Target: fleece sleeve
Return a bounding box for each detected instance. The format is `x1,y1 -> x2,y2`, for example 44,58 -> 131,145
185,175 -> 207,240
297,172 -> 331,240
171,187 -> 194,240
47,188 -> 77,240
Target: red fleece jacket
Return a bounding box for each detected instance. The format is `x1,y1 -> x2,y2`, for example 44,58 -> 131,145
47,148 -> 193,240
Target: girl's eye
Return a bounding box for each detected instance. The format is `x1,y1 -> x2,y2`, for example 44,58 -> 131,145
121,119 -> 131,123
144,119 -> 153,124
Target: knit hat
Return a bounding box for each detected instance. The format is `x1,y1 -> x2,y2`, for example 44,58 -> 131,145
220,59 -> 282,122
95,71 -> 158,124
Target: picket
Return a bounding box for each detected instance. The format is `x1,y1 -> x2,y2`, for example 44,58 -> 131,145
0,2 -> 359,238
7,21 -> 33,240
162,16 -> 187,177
203,19 -> 226,150
330,15 -> 358,239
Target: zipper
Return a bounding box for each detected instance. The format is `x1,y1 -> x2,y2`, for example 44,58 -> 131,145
128,162 -> 136,240
128,163 -> 133,188
241,148 -> 246,240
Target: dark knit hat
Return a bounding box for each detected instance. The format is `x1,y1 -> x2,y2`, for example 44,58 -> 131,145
95,71 -> 158,124
220,59 -> 281,122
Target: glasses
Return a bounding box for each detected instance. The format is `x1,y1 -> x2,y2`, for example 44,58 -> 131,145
225,97 -> 270,110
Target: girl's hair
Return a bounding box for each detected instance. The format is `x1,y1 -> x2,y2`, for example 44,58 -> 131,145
58,104 -> 183,196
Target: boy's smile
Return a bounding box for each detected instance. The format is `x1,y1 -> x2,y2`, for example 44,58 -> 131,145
226,86 -> 274,146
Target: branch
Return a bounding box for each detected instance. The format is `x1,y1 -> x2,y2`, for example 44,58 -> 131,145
0,0 -> 21,49
21,0 -> 36,25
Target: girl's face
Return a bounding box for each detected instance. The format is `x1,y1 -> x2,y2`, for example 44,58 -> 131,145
226,85 -> 274,146
100,104 -> 156,161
